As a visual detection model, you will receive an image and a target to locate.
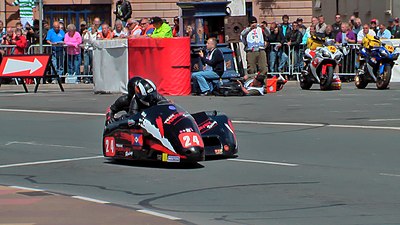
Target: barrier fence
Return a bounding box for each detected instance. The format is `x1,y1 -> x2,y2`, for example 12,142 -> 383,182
0,43 -> 94,84
264,42 -> 360,81
0,41 -> 386,85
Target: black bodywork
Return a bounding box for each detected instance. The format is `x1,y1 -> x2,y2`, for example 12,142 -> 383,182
103,103 -> 238,163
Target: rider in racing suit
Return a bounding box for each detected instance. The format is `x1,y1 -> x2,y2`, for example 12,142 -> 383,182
106,78 -> 167,126
128,78 -> 167,115
105,76 -> 143,125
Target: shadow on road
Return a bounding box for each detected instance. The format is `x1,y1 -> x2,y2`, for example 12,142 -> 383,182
104,159 -> 205,169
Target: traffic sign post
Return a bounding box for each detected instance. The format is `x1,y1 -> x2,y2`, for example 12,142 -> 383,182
0,54 -> 64,93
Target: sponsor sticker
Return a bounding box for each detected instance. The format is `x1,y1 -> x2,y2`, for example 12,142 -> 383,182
214,149 -> 223,155
161,153 -> 180,162
132,133 -> 143,146
168,105 -> 176,110
125,151 -> 133,157
167,155 -> 180,162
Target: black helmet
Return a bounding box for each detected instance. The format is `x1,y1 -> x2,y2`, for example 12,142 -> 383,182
127,76 -> 144,98
135,79 -> 157,106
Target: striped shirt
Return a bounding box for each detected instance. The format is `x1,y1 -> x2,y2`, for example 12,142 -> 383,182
13,0 -> 35,18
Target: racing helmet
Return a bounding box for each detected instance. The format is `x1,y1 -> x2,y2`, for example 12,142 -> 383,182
135,79 -> 157,106
127,76 -> 144,98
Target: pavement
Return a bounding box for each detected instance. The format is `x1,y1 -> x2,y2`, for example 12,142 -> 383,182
1,81 -> 400,225
0,186 -> 185,225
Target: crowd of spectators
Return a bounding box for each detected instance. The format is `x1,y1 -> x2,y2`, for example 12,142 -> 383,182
241,14 -> 400,77
0,15 -> 174,83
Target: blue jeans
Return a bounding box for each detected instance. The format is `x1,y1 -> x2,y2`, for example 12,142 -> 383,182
67,54 -> 82,75
51,50 -> 64,76
84,50 -> 93,75
192,70 -> 220,93
269,50 -> 288,72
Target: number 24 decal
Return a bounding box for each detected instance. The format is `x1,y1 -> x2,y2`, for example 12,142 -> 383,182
104,137 -> 115,157
178,132 -> 204,148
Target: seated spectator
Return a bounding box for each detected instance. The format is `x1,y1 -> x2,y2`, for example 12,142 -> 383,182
335,22 -> 356,44
140,18 -> 155,36
113,19 -> 128,38
377,23 -> 391,39
238,74 -> 266,96
150,16 -> 172,38
191,38 -> 224,95
64,23 -> 82,76
357,24 -> 376,44
97,23 -> 114,40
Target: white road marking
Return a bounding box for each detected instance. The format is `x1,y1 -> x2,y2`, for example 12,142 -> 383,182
232,120 -> 325,127
373,103 -> 392,106
10,186 -> 45,192
137,209 -> 181,220
227,158 -> 299,167
380,173 -> 400,177
233,120 -> 400,131
0,108 -> 103,116
0,156 -> 103,169
71,196 -> 110,204
5,141 -> 85,149
369,118 -> 400,122
2,108 -> 400,131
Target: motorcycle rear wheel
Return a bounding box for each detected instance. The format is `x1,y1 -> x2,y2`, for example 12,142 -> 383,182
320,66 -> 334,90
376,65 -> 392,90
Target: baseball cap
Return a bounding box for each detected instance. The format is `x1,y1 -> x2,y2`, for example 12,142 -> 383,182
80,21 -> 87,26
388,18 -> 394,23
370,19 -> 377,24
248,16 -> 257,24
395,17 -> 399,23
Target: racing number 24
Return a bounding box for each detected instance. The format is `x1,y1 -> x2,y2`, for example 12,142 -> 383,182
104,137 -> 116,157
178,132 -> 204,148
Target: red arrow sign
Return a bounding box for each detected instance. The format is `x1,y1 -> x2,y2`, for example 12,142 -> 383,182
0,55 -> 50,77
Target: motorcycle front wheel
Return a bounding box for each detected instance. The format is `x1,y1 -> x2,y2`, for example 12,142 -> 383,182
300,74 -> 313,90
376,65 -> 392,90
320,66 -> 334,90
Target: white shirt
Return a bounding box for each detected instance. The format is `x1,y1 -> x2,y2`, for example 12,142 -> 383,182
357,29 -> 376,43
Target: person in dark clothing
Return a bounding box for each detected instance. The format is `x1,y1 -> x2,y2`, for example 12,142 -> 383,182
268,26 -> 288,73
191,37 -> 225,95
332,14 -> 342,40
286,21 -> 303,72
114,0 -> 132,26
105,78 -> 168,132
106,76 -> 143,125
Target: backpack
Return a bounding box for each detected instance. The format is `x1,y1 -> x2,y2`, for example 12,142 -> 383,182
213,81 -> 244,96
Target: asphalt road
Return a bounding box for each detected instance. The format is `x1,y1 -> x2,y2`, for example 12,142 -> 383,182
0,82 -> 400,225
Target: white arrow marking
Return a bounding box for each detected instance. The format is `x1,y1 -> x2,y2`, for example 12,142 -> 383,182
3,58 -> 43,74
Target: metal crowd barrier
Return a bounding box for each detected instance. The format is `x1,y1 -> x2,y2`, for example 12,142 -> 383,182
262,43 -> 360,81
27,44 -> 94,84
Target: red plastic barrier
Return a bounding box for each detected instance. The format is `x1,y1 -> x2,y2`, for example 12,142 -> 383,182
128,37 -> 191,95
